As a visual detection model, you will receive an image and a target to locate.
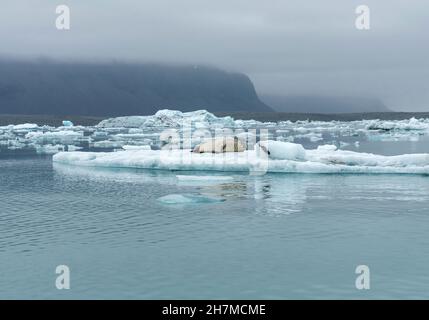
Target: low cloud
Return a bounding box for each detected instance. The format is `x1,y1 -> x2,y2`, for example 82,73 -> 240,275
0,0 -> 428,110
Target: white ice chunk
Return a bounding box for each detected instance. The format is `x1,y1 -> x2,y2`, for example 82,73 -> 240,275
25,130 -> 83,144
67,145 -> 83,151
35,144 -> 66,154
13,123 -> 39,130
92,140 -> 124,149
122,145 -> 151,151
256,141 -> 307,160
317,145 -> 338,151
62,120 -> 74,127
366,118 -> 429,131
128,128 -> 144,134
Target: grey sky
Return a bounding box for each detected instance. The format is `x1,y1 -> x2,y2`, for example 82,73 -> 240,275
1,0 -> 428,110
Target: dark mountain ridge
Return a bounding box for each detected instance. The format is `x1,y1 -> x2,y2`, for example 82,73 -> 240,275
0,60 -> 272,116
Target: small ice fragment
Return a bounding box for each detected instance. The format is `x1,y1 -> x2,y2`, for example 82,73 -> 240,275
128,128 -> 144,134
122,145 -> 151,151
92,140 -> 124,148
317,145 -> 338,152
13,123 -> 39,130
62,120 -> 74,127
35,144 -> 66,154
67,145 -> 83,151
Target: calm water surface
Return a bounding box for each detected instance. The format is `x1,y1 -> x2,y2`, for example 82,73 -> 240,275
1,138 -> 429,299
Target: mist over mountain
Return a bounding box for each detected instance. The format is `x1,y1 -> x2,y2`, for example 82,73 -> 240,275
0,60 -> 272,116
260,95 -> 390,114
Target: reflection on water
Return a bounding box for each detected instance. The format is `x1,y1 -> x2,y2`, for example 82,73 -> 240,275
53,162 -> 178,185
1,156 -> 429,299
54,163 -> 313,216
254,175 -> 310,215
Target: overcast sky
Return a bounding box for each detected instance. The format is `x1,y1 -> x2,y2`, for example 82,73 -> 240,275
1,0 -> 428,110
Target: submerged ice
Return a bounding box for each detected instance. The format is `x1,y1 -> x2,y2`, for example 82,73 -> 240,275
157,193 -> 226,204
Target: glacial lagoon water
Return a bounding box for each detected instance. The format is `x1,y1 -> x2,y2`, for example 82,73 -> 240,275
1,140 -> 429,299
1,112 -> 429,299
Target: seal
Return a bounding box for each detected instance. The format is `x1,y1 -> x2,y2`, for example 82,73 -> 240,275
192,136 -> 246,153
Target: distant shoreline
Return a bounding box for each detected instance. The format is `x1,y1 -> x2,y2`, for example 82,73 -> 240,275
1,112 -> 428,126
215,112 -> 429,122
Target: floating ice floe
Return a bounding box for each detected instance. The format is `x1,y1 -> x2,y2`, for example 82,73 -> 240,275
53,141 -> 429,174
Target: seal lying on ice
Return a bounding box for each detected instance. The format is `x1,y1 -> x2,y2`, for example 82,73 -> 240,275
192,136 -> 246,153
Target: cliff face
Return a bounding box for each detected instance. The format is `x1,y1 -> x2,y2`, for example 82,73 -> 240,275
260,95 -> 390,114
0,60 -> 272,116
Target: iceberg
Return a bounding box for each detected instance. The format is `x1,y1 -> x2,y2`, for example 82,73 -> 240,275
97,109 -> 237,129
91,140 -> 124,149
53,141 -> 429,174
